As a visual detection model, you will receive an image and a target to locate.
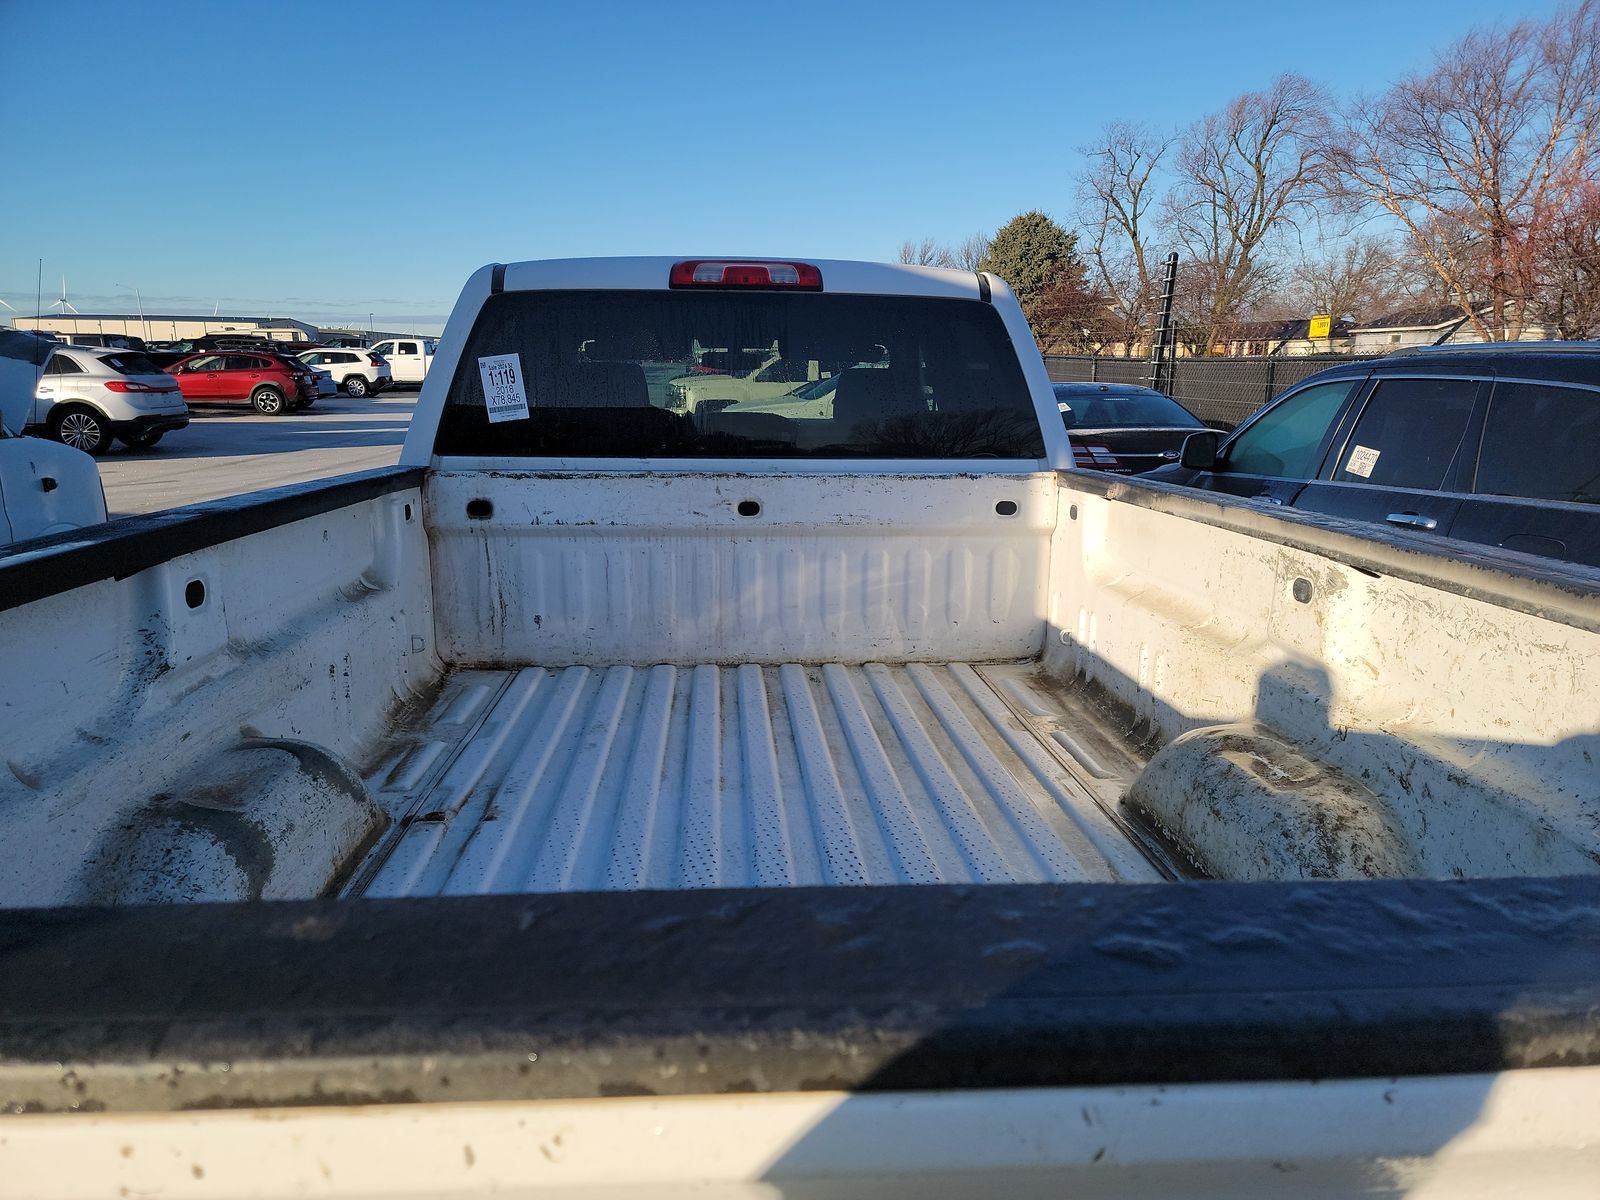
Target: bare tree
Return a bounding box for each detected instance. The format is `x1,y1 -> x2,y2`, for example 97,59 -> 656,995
898,234 -> 990,271
1333,1 -> 1600,340
1077,121 -> 1172,354
1165,73 -> 1335,352
1537,178 -> 1600,337
897,238 -> 955,268
951,232 -> 992,272
1288,233 -> 1411,322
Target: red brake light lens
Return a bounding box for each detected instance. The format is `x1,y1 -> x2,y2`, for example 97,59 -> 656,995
1072,442 -> 1124,467
104,380 -> 159,393
669,260 -> 823,290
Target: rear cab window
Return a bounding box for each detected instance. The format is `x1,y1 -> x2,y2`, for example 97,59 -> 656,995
435,289 -> 1046,460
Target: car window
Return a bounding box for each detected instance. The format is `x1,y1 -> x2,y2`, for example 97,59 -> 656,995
371,343 -> 392,355
437,289 -> 1045,460
223,355 -> 262,371
1054,386 -> 1203,430
398,341 -> 419,355
1476,382 -> 1600,505
100,353 -> 163,375
1222,380 -> 1354,478
1330,377 -> 1477,490
52,353 -> 85,375
300,353 -> 322,365
185,355 -> 223,372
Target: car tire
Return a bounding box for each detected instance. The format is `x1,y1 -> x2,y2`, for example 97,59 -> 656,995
251,387 -> 287,415
51,405 -> 114,456
120,430 -> 164,450
344,375 -> 369,398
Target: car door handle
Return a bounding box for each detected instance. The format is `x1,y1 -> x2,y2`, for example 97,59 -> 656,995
1386,512 -> 1438,531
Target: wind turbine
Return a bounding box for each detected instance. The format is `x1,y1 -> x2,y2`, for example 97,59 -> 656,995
47,277 -> 79,315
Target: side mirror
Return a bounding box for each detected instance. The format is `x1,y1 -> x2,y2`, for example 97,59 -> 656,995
1179,430 -> 1221,470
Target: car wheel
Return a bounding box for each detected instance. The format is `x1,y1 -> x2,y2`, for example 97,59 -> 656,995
251,387 -> 287,415
51,406 -> 113,456
344,375 -> 368,397
120,430 -> 164,450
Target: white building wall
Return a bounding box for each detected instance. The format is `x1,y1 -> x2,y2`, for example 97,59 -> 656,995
10,315 -> 319,342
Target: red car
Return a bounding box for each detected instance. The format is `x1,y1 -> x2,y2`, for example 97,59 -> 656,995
167,352 -> 318,415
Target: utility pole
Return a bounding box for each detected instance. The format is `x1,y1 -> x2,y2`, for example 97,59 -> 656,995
1148,252 -> 1178,394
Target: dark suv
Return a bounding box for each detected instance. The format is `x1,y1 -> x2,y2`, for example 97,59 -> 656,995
1149,344 -> 1600,569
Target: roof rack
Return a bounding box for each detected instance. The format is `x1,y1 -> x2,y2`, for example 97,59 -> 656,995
1389,340 -> 1600,356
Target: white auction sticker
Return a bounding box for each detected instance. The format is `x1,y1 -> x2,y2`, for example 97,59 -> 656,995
478,353 -> 529,424
1345,444 -> 1381,478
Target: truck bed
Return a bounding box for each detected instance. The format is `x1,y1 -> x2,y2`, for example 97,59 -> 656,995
350,661 -> 1171,897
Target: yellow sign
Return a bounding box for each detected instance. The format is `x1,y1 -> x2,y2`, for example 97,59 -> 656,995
1308,314 -> 1332,340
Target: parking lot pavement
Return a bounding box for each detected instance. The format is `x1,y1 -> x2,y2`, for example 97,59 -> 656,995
96,389 -> 418,517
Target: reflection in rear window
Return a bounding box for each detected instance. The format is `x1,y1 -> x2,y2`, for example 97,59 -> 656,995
436,290 -> 1044,459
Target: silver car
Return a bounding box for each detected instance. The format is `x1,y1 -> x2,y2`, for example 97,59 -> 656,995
29,346 -> 189,454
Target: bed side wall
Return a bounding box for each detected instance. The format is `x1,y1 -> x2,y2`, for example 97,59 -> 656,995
1044,473 -> 1600,879
0,481 -> 438,907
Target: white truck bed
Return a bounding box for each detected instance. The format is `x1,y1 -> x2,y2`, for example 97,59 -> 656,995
352,661 -> 1169,897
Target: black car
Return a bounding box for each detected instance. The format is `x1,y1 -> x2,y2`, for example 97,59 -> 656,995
1054,382 -> 1209,474
1147,343 -> 1600,569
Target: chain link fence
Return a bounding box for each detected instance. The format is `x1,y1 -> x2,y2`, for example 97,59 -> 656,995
1043,354 -> 1386,428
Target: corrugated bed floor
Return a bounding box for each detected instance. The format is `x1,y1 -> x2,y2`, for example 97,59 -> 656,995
349,662 -> 1167,898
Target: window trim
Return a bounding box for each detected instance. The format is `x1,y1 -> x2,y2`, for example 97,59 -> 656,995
1320,373 -> 1489,493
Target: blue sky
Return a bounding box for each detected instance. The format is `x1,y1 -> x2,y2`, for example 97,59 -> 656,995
0,0 -> 1559,332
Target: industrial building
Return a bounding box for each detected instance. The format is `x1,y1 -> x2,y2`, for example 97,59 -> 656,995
10,313 -> 321,343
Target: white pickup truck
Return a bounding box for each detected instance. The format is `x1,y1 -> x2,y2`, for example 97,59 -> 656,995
0,258 -> 1596,1198
369,335 -> 437,386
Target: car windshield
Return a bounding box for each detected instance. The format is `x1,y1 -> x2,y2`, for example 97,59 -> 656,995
99,353 -> 165,376
437,289 -> 1045,459
1053,387 -> 1203,429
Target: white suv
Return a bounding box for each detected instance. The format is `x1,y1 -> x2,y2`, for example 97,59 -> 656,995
298,349 -> 393,398
30,346 -> 189,454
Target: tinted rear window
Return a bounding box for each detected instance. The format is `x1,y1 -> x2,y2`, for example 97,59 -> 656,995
99,353 -> 164,375
436,290 -> 1044,459
1053,386 -> 1202,430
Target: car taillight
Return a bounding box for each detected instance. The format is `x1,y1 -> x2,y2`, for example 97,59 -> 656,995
368,355 -> 383,367
104,380 -> 158,392
1071,442 -> 1124,470
669,260 -> 823,289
